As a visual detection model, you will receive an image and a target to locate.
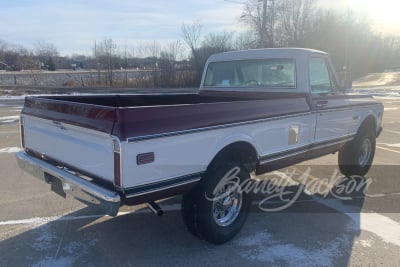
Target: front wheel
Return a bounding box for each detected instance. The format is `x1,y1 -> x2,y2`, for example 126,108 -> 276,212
181,163 -> 252,244
338,128 -> 376,177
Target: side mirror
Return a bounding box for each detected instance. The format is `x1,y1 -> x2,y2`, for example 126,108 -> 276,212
339,66 -> 352,91
340,77 -> 352,88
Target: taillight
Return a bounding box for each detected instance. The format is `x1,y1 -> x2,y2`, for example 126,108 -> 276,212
20,116 -> 25,148
113,138 -> 122,187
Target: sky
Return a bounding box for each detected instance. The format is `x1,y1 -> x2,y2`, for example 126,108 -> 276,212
1,0 -> 399,56
320,0 -> 400,35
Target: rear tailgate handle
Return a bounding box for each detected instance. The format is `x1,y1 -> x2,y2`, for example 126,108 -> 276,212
316,100 -> 328,108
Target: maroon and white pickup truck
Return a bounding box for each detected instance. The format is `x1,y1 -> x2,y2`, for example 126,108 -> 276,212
16,48 -> 383,244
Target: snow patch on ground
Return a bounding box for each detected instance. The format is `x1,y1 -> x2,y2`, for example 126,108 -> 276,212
0,216 -> 62,226
352,72 -> 400,97
0,115 -> 19,124
354,72 -> 399,87
30,222 -> 98,267
0,95 -> 26,100
353,88 -> 400,98
357,239 -> 373,248
0,147 -> 21,153
32,256 -> 75,267
0,104 -> 23,109
0,115 -> 19,120
236,228 -> 350,266
31,224 -> 56,252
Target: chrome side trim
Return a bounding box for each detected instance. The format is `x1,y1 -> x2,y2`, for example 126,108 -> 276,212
259,135 -> 354,165
127,112 -> 313,142
125,178 -> 201,198
314,137 -> 353,149
315,107 -> 353,113
16,151 -> 121,216
259,148 -> 308,165
124,172 -> 203,198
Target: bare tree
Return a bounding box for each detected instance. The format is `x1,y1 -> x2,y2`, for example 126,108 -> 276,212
34,41 -> 59,70
233,32 -> 258,50
137,41 -> 161,58
158,40 -> 184,87
280,0 -> 315,46
182,21 -> 203,70
93,38 -> 117,86
196,32 -> 235,70
182,22 -> 203,55
202,32 -> 233,51
161,40 -> 183,61
241,0 -> 280,48
16,47 -> 36,71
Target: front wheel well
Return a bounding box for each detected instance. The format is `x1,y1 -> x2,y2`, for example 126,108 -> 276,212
358,115 -> 377,136
207,142 -> 258,173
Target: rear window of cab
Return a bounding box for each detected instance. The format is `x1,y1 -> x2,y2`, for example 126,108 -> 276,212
204,59 -> 296,89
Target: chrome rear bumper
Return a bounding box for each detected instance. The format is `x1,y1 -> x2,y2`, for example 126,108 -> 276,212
16,151 -> 121,216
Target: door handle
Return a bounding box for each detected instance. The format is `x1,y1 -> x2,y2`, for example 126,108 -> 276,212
316,100 -> 328,108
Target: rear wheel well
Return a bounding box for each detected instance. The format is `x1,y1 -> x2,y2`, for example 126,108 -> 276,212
207,142 -> 258,173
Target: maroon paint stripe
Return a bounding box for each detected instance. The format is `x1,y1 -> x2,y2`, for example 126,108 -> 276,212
22,93 -> 379,141
22,97 -> 115,134
22,94 -> 311,140
112,97 -> 311,140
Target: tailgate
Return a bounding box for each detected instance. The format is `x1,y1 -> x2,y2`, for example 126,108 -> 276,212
21,96 -> 117,183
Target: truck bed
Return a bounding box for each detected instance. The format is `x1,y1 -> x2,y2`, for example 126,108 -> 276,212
22,92 -> 311,141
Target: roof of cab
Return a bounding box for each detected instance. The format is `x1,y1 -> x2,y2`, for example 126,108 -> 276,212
207,48 -> 327,62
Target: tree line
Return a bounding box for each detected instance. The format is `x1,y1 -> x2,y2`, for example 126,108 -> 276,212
185,0 -> 400,84
1,0 -> 400,88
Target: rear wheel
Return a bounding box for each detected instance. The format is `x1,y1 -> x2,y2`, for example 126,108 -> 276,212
338,128 -> 376,177
181,163 -> 252,244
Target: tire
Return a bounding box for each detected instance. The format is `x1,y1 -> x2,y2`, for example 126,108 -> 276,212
181,192 -> 198,237
338,127 -> 376,177
181,163 -> 252,244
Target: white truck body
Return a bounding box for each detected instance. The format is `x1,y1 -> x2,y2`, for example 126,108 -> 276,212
16,48 -> 383,243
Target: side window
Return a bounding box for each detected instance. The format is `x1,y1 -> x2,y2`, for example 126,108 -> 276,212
309,57 -> 333,94
204,62 -> 237,86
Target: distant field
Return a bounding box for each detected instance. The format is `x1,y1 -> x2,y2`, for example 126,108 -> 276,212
353,72 -> 400,88
0,69 -> 145,88
0,71 -> 399,96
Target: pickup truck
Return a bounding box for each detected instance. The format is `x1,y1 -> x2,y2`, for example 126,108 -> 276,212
16,48 -> 383,244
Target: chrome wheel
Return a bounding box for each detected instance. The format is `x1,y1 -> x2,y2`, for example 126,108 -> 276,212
212,183 -> 243,227
359,138 -> 372,167
183,163 -> 252,244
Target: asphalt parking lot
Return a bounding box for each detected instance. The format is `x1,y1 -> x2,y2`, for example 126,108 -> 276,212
0,93 -> 399,267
